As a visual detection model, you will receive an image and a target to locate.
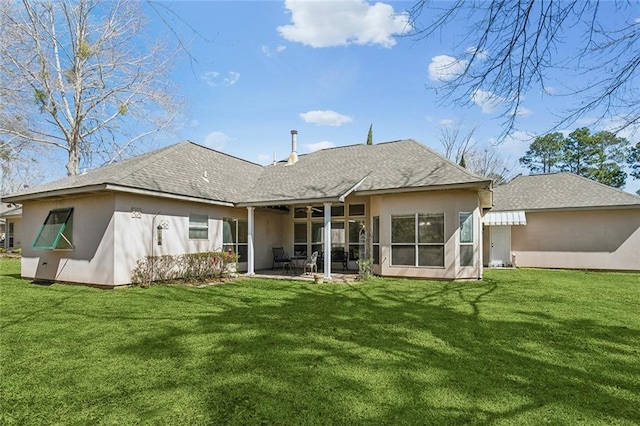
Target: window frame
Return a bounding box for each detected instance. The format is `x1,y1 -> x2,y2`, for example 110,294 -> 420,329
32,208 -> 74,251
223,217 -> 248,262
459,212 -> 474,267
188,213 -> 209,240
390,213 -> 445,267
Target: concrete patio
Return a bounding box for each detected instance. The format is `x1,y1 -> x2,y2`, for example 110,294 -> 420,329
250,269 -> 359,284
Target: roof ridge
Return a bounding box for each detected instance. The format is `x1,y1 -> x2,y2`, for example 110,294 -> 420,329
103,142 -> 188,184
412,139 -> 491,182
185,141 -> 263,167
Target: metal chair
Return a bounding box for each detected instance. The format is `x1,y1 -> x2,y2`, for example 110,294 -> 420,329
272,247 -> 290,270
304,251 -> 318,274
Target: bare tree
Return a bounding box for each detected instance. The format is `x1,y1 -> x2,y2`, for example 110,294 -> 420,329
410,1 -> 640,137
437,120 -> 515,184
0,0 -> 181,177
439,121 -> 478,164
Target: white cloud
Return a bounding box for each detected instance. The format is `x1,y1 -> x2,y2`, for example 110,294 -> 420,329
278,0 -> 412,48
202,71 -> 240,87
635,17 -> 640,24
261,44 -> 287,57
471,89 -> 504,114
304,141 -> 336,152
439,118 -> 455,128
299,110 -> 353,126
428,55 -> 468,81
203,131 -> 230,151
495,130 -> 535,158
188,119 -> 199,128
465,46 -> 488,60
515,106 -> 533,117
543,85 -> 556,95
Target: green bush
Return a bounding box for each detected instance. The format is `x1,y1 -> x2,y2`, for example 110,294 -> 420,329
131,251 -> 238,287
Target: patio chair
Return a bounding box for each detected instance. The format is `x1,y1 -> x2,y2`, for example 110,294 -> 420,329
304,251 -> 318,274
272,247 -> 290,270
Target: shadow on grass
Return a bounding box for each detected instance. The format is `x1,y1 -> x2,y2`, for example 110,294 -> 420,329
116,280 -> 640,424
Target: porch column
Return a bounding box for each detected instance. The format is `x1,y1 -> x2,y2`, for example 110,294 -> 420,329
247,206 -> 255,276
323,202 -> 331,281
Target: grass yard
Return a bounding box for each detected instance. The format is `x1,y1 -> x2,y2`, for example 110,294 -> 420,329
1,258 -> 639,425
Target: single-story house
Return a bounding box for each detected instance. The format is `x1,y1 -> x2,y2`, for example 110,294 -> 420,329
0,204 -> 22,251
2,133 -> 494,287
483,173 -> 640,271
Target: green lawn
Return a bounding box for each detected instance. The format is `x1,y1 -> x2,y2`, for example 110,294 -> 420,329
1,258 -> 639,425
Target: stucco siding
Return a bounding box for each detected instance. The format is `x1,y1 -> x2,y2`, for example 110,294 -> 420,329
112,194 -> 284,284
511,209 -> 640,271
21,195 -> 116,285
370,190 -> 483,280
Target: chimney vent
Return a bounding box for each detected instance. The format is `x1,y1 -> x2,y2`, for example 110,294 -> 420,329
287,130 -> 299,165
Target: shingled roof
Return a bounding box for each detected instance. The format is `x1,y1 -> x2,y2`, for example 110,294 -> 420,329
492,173 -> 640,212
240,139 -> 491,204
4,142 -> 263,204
4,139 -> 491,205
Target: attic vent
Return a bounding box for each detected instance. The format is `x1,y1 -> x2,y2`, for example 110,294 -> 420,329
202,171 -> 209,182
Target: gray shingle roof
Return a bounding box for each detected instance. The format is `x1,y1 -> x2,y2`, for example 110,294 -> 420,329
4,142 -> 263,204
240,139 -> 490,204
492,173 -> 640,211
5,139 -> 491,205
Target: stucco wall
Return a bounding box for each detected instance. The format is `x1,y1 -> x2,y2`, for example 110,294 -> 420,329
21,194 -> 116,285
113,193 -> 284,284
370,189 -> 482,280
511,208 -> 640,271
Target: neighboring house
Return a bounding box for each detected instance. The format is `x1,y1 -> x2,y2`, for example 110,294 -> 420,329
2,133 -> 493,287
0,204 -> 22,251
483,173 -> 640,271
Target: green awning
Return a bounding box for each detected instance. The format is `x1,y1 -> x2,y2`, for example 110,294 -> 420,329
32,208 -> 74,250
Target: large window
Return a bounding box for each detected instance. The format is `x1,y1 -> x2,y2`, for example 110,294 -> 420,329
32,208 -> 74,250
189,214 -> 209,240
391,213 -> 444,267
459,212 -> 474,267
223,218 -> 248,262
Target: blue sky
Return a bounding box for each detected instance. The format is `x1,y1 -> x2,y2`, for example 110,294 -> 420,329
121,1 -> 639,193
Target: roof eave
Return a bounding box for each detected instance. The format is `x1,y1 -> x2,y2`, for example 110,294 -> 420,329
356,180 -> 493,196
496,204 -> 640,213
2,183 -> 235,207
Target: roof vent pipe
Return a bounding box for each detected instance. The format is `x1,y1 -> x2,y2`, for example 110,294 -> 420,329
287,130 -> 298,165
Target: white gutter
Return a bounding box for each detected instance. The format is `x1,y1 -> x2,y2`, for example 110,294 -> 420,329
338,174 -> 368,202
3,183 -> 235,207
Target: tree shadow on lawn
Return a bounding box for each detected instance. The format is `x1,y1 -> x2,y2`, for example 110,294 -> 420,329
116,281 -> 640,425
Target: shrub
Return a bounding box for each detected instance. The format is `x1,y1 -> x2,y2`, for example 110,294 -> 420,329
131,251 -> 238,287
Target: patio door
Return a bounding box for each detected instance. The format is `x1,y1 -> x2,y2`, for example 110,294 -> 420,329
489,226 -> 511,267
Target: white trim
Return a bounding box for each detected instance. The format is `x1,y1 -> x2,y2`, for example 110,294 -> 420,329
247,207 -> 255,276
323,202 -> 332,281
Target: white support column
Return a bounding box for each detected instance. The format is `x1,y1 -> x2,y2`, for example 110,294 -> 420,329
323,202 -> 332,281
247,206 -> 255,276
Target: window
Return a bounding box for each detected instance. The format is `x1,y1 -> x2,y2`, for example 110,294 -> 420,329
459,212 -> 474,267
294,222 -> 307,256
32,208 -> 73,250
223,218 -> 248,262
372,216 -> 380,265
348,220 -> 363,261
8,222 -> 14,248
331,205 -> 344,217
189,214 -> 209,240
391,213 -> 444,267
349,203 -> 365,217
